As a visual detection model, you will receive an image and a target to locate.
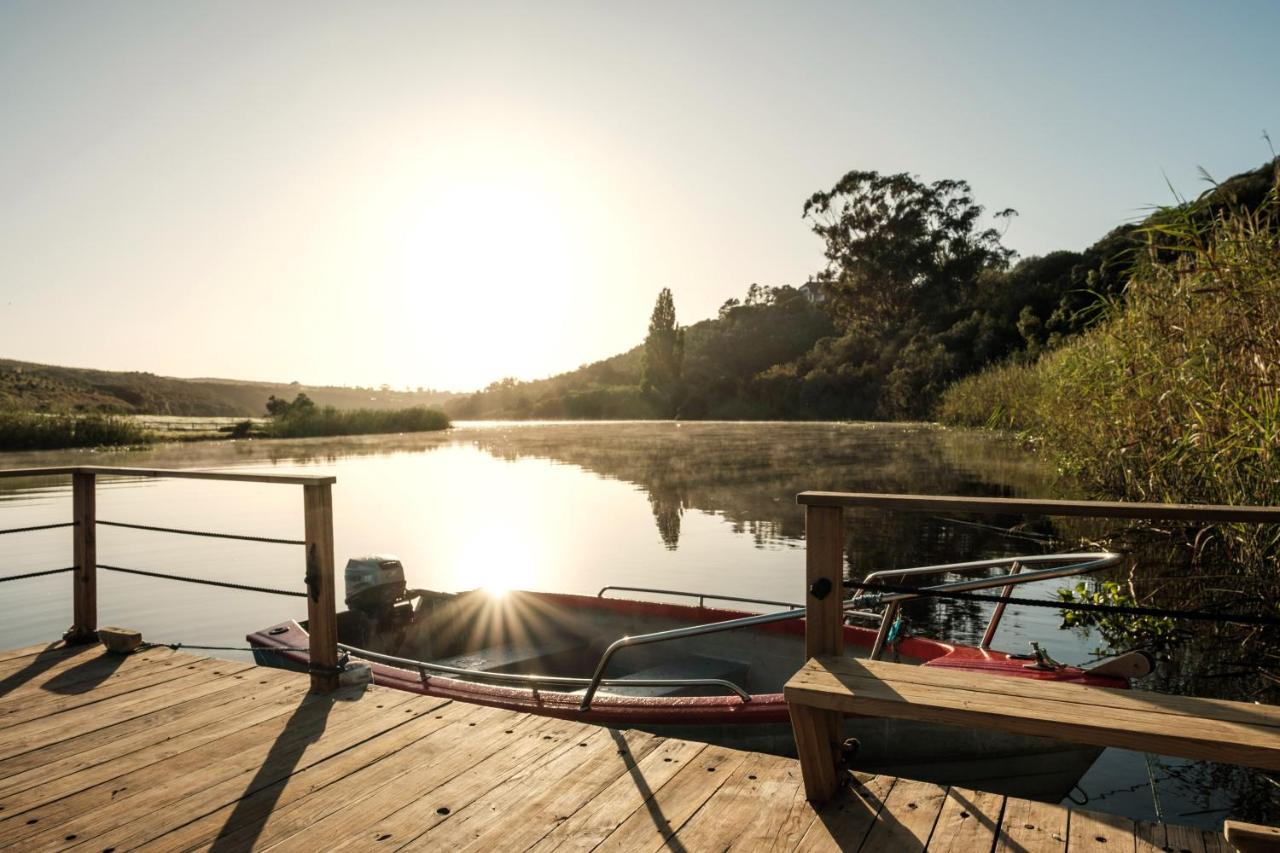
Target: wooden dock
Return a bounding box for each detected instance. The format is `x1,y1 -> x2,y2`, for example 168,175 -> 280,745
0,641 -> 1233,853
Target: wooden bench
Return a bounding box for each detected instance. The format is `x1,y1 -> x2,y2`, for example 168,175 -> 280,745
784,655 -> 1280,803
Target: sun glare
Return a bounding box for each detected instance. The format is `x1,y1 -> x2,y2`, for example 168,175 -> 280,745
392,168 -> 581,387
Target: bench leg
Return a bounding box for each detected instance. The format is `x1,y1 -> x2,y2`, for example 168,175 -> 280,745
790,704 -> 843,803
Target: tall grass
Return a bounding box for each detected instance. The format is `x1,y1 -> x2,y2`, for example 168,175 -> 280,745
939,170 -> 1280,598
0,411 -> 150,451
265,406 -> 450,438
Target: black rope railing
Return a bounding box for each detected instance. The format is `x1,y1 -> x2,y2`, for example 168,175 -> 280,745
97,564 -> 307,598
96,520 -> 304,546
0,567 -> 75,583
845,579 -> 1280,628
0,522 -> 75,536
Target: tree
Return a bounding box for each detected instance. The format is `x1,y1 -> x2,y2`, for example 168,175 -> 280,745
803,171 -> 1016,334
641,288 -> 685,412
265,393 -> 316,419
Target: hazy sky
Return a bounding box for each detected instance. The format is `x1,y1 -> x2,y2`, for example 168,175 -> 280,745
3,2 -> 1278,391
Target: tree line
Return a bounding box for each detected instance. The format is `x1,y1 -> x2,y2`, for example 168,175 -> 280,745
447,157 -> 1278,421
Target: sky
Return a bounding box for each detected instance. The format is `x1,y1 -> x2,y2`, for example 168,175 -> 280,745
2,2 -> 1278,392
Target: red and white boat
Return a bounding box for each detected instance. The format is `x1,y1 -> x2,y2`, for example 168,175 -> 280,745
249,552 -> 1148,800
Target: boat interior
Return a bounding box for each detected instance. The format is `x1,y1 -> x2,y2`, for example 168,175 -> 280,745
332,589 -> 920,698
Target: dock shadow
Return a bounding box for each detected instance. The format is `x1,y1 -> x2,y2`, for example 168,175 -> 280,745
0,642 -> 99,698
207,687 -> 362,852
608,729 -> 688,853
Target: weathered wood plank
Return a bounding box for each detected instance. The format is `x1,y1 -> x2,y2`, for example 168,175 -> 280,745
1066,808 -> 1138,853
0,672 -> 304,807
402,726 -> 662,851
995,797 -> 1069,853
786,657 -> 1280,771
795,491 -> 1280,523
528,735 -> 710,853
1223,820 -> 1280,853
593,744 -> 750,852
132,700 -> 503,851
0,465 -> 335,485
724,753 -> 815,851
921,786 -> 1005,853
858,778 -> 948,853
655,750 -> 777,850
793,774 -> 896,853
6,683 -> 417,849
0,640 -> 78,669
266,712 -> 591,852
0,644 -> 182,707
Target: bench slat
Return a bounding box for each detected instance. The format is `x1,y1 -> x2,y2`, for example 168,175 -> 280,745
784,657 -> 1280,772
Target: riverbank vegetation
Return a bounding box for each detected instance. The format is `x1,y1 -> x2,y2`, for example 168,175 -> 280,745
941,166 -> 1280,621
0,410 -> 149,450
262,393 -> 450,438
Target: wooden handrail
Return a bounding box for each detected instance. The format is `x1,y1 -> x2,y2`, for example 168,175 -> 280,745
2,465 -> 340,693
797,490 -> 1280,523
0,466 -> 335,485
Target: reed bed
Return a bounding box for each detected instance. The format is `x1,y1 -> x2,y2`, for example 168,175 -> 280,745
0,411 -> 149,450
265,405 -> 450,438
939,174 -> 1280,604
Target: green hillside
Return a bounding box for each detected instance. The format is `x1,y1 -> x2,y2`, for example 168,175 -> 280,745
0,359 -> 461,417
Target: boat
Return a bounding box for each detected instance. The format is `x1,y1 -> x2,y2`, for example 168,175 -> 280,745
248,552 -> 1150,801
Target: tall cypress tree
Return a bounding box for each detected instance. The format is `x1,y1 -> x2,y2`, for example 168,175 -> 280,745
641,288 -> 684,414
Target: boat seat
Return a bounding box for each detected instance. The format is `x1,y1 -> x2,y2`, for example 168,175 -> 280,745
429,635 -> 586,674
603,653 -> 750,698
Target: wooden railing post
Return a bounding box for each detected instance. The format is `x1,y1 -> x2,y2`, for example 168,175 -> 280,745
64,471 -> 97,644
791,502 -> 846,802
303,482 -> 340,693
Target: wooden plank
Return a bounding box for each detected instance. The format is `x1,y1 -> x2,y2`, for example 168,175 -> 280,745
0,660 -> 259,762
1067,808 -> 1138,853
8,683 -> 421,850
0,465 -> 335,485
656,751 -> 777,850
0,644 -> 182,706
1224,820 -> 1280,853
785,657 -> 1280,771
131,700 -> 505,851
723,753 -> 815,851
920,786 -> 1005,853
529,735 -> 710,853
593,744 -> 750,852
1135,819 -> 1167,852
0,652 -> 236,734
795,491 -> 1280,523
303,481 -> 339,693
265,711 -> 591,852
793,774 -> 896,852
65,471 -> 97,643
0,640 -> 77,668
793,655 -> 1280,730
401,726 -> 662,851
1164,822 -> 1215,853
0,670 -> 301,801
857,777 -> 948,853
995,797 -> 1069,853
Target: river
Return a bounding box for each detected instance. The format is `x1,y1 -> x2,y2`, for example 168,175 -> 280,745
0,421 -> 1271,827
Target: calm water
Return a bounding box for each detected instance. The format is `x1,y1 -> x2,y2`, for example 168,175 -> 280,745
0,421 -> 1268,826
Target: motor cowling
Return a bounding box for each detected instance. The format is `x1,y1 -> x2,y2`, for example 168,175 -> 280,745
344,555 -> 408,615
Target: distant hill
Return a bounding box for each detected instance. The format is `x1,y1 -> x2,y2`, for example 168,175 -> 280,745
0,358 -> 461,416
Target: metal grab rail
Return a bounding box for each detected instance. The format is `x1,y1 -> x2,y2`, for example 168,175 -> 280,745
578,608 -> 806,711
851,552 -> 1122,659
336,643 -> 752,703
597,586 -> 801,610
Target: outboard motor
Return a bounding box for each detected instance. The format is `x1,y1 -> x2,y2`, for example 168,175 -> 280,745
343,555 -> 418,651
345,555 -> 409,616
